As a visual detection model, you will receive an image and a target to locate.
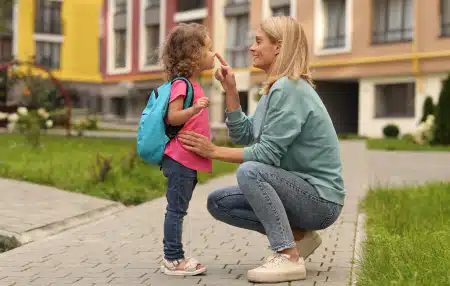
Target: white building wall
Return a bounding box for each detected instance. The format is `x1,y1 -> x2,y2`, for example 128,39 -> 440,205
358,74 -> 446,138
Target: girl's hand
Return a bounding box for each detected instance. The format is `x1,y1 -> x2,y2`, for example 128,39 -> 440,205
214,53 -> 237,94
193,98 -> 209,115
178,131 -> 217,159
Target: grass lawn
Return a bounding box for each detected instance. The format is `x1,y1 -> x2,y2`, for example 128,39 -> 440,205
367,138 -> 450,152
356,183 -> 450,286
0,134 -> 237,205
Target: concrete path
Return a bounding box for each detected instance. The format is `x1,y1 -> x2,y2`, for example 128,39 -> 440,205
0,179 -> 125,245
0,141 -> 368,286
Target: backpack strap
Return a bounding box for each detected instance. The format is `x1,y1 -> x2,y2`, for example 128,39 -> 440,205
165,77 -> 195,139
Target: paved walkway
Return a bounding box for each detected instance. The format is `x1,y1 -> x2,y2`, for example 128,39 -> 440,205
0,141 -> 368,286
0,179 -> 125,244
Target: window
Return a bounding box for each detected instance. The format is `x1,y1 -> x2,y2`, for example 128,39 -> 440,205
441,0 -> 450,36
115,0 -> 127,15
146,25 -> 160,65
0,36 -> 12,62
147,0 -> 160,8
227,14 -> 249,68
372,0 -> 413,43
272,5 -> 290,16
375,83 -> 415,118
323,0 -> 346,49
228,0 -> 249,4
35,41 -> 61,69
35,0 -> 62,34
178,0 -> 204,11
115,29 -> 126,68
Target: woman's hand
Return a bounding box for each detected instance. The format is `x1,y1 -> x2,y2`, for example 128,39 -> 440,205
214,52 -> 237,94
178,131 -> 217,159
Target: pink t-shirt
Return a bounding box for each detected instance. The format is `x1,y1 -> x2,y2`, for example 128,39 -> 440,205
164,79 -> 212,173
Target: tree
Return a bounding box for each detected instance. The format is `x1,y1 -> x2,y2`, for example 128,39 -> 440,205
419,96 -> 435,124
433,73 -> 450,145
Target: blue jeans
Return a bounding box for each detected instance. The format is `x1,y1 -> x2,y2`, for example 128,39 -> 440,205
161,156 -> 197,261
207,161 -> 342,252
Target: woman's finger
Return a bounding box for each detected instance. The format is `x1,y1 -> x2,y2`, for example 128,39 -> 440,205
215,52 -> 229,66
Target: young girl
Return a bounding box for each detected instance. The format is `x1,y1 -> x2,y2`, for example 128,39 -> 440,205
159,23 -> 215,276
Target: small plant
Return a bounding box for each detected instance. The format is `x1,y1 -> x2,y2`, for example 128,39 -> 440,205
90,153 -> 113,182
73,115 -> 99,136
382,124 -> 400,138
120,147 -> 137,174
1,106 -> 53,148
0,235 -> 20,253
413,114 -> 435,145
419,96 -> 435,124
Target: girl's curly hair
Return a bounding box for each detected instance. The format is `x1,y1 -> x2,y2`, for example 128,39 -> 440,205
161,23 -> 209,80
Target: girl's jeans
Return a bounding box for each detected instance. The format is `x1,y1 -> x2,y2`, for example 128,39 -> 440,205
207,161 -> 343,252
161,156 -> 197,261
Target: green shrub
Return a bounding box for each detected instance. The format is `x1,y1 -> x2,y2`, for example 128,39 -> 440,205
419,96 -> 435,124
433,73 -> 450,145
382,124 -> 400,138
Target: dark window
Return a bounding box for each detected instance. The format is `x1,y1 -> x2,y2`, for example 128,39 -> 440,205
147,0 -> 160,8
323,0 -> 346,49
178,0 -> 204,12
0,36 -> 12,62
372,0 -> 413,44
227,14 -> 249,68
441,0 -> 450,36
115,29 -> 126,68
375,83 -> 415,118
115,0 -> 127,15
35,0 -> 62,34
272,5 -> 290,16
35,41 -> 61,69
146,25 -> 160,65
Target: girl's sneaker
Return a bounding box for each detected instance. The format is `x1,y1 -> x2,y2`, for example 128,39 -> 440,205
160,257 -> 207,276
247,253 -> 306,283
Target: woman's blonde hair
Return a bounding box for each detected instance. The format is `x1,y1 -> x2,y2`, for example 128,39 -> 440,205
260,16 -> 314,95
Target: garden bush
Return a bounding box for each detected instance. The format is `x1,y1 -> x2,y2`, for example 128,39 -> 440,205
419,96 -> 435,124
433,73 -> 450,145
382,124 -> 400,138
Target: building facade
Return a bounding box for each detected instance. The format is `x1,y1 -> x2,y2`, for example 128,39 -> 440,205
7,0 -> 450,137
248,0 -> 450,137
13,0 -> 104,110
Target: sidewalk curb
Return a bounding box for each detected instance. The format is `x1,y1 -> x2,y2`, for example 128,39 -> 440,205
1,202 -> 126,246
351,212 -> 366,286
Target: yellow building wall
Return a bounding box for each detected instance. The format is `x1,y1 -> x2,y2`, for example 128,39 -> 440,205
16,0 -> 102,82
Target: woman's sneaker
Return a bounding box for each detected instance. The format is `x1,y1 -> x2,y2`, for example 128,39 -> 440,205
247,253 -> 306,283
296,231 -> 322,259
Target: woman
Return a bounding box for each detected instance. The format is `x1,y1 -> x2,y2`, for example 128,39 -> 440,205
178,16 -> 345,283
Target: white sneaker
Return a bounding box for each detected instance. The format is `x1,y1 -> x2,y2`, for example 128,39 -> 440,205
296,231 -> 322,259
247,254 -> 306,283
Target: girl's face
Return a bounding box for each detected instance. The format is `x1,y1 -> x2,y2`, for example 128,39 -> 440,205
200,35 -> 215,71
249,28 -> 280,72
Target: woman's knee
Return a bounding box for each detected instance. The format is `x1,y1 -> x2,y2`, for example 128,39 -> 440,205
236,161 -> 263,184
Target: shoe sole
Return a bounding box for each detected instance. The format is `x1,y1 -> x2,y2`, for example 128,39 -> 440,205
160,265 -> 207,276
247,269 -> 306,283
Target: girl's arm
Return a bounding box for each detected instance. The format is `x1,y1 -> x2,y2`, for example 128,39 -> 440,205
166,97 -> 195,126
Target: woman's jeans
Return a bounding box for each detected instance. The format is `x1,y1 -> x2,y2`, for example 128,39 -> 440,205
161,156 -> 197,261
207,161 -> 343,252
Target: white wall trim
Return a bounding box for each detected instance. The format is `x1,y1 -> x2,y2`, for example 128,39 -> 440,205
107,0 -> 133,75
314,0 -> 352,56
174,8 -> 207,23
12,1 -> 18,58
33,34 -> 64,43
290,0 -> 297,18
138,0 -> 164,72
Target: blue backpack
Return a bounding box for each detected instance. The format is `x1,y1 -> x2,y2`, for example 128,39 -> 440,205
136,77 -> 194,166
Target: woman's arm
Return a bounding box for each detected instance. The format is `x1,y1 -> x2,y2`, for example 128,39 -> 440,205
212,146 -> 244,163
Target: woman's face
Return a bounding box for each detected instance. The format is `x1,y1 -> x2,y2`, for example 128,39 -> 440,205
249,28 -> 279,72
